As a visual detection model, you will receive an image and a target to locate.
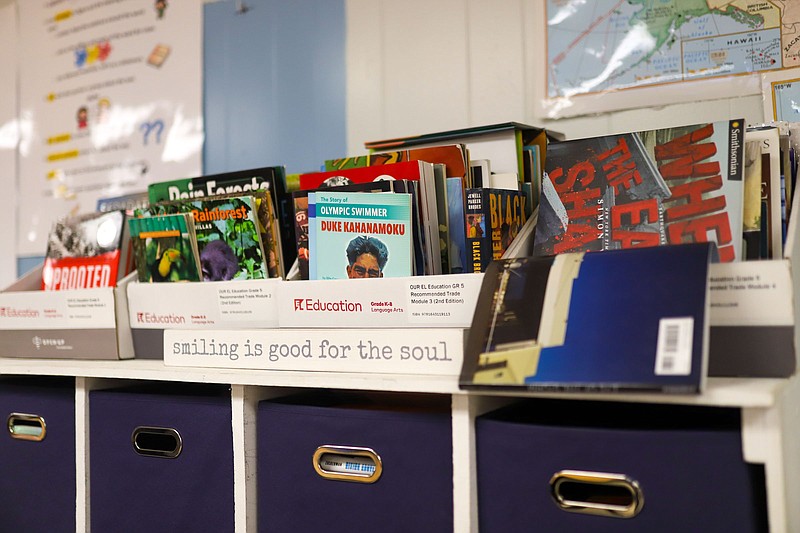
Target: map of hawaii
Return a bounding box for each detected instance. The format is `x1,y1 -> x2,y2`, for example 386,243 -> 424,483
547,0 -> 794,98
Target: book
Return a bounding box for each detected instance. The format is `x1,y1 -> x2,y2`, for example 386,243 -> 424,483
746,126 -> 783,259
535,120 -> 745,262
465,187 -> 527,273
41,210 -> 129,291
143,191 -> 278,280
460,242 -> 715,393
128,213 -> 202,283
291,180 -> 403,280
363,122 -> 562,186
310,190 -> 413,280
446,177 -> 468,274
743,140 -> 763,259
147,166 -> 296,270
325,144 -> 469,183
299,160 -> 440,275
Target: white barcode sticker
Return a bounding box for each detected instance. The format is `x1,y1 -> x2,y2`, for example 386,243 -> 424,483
654,317 -> 694,376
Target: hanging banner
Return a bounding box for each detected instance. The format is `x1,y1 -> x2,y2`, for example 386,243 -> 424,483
17,0 -> 203,256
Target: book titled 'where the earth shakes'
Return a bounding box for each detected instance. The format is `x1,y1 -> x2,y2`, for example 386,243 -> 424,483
534,120 -> 744,262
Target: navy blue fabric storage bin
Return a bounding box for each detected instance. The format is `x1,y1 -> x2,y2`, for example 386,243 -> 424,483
0,377 -> 75,533
258,392 -> 453,533
89,384 -> 234,533
476,399 -> 768,532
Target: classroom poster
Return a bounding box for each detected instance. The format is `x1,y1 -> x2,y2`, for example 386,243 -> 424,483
17,0 -> 203,256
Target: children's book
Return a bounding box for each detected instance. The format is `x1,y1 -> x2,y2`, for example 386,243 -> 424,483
310,190 -> 413,280
128,213 -> 202,283
147,166 -> 295,269
41,210 -> 129,291
299,160 -> 439,274
292,180 -> 406,280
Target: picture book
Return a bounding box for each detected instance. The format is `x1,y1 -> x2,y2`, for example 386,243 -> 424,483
460,242 -> 715,393
299,160 -> 439,275
41,210 -> 129,291
128,213 -> 202,283
465,187 -> 527,273
186,196 -> 269,281
291,180 -> 401,280
147,166 -> 296,269
144,191 -> 278,279
310,190 -> 413,280
535,120 -> 745,262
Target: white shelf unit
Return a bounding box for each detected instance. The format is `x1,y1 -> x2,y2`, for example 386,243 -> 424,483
0,358 -> 797,533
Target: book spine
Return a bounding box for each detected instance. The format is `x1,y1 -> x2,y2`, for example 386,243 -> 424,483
464,188 -> 489,273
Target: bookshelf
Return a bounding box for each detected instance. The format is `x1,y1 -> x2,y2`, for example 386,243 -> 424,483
0,358 -> 797,532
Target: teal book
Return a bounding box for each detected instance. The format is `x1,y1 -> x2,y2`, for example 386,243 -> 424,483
310,190 -> 413,280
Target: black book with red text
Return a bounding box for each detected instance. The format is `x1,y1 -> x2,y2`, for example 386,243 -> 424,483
534,120 -> 745,262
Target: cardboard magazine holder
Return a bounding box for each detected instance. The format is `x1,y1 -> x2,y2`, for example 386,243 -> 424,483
126,277 -> 281,359
0,267 -> 135,360
706,191 -> 800,377
277,272 -> 484,328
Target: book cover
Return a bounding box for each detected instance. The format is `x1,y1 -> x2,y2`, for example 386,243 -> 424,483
310,190 -> 413,280
300,160 -> 439,275
147,166 -> 296,269
535,120 -> 744,262
446,177 -> 468,274
128,213 -> 202,283
746,126 -> 783,259
292,180 -> 400,280
189,196 -> 269,281
743,140 -> 763,259
144,192 -> 276,280
325,144 -> 469,182
41,210 -> 128,291
465,188 -> 527,273
460,242 -> 715,393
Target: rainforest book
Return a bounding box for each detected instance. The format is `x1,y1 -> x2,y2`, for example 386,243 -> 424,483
128,213 -> 202,283
41,210 -> 129,291
148,195 -> 269,281
147,166 -> 296,268
309,190 -> 413,280
144,193 -> 283,281
460,243 -> 715,393
534,120 -> 745,262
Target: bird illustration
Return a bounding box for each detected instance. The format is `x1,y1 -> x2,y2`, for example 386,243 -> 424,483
152,248 -> 182,281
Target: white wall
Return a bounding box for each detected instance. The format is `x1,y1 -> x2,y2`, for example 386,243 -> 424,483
0,1 -> 16,285
345,0 -> 765,152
